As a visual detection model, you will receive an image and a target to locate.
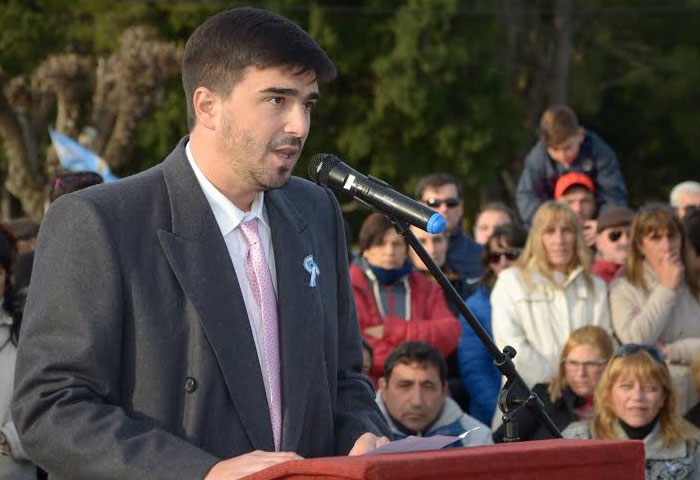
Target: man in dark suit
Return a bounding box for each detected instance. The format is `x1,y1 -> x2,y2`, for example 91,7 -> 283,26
12,7 -> 389,480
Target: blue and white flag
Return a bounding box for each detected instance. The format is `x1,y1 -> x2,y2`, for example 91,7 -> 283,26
49,129 -> 119,182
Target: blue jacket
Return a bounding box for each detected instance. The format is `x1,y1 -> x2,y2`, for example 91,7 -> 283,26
458,285 -> 501,425
516,130 -> 628,226
446,227 -> 483,286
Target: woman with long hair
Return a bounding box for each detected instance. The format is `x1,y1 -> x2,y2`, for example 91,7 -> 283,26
350,213 -> 461,379
564,344 -> 700,479
610,204 -> 700,412
457,223 -> 526,425
494,325 -> 614,441
491,201 -> 610,388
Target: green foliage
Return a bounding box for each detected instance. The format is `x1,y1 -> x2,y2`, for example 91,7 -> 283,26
333,0 -> 523,218
132,79 -> 188,174
569,0 -> 700,207
0,0 -> 68,75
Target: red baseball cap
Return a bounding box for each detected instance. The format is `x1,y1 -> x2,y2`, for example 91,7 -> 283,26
554,172 -> 595,199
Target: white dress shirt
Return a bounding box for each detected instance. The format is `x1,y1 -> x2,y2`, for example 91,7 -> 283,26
186,142 -> 278,404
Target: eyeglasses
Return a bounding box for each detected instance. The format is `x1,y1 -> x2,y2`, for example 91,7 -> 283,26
423,198 -> 460,208
563,359 -> 607,371
614,344 -> 666,365
607,229 -> 628,242
487,249 -> 521,263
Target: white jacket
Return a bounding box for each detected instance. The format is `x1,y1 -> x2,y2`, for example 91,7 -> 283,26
610,262 -> 700,365
491,266 -> 610,388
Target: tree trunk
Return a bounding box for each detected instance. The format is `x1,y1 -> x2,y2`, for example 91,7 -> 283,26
552,0 -> 574,104
0,86 -> 44,220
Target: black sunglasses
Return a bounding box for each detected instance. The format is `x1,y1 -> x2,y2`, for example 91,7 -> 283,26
614,344 -> 666,365
607,229 -> 628,242
423,198 -> 460,208
487,249 -> 521,263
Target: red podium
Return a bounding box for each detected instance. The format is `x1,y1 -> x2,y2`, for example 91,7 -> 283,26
246,439 -> 645,480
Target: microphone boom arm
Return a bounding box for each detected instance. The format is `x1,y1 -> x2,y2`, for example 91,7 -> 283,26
387,215 -> 562,442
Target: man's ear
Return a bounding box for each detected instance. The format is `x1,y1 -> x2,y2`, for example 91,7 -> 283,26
442,381 -> 449,396
192,87 -> 219,130
577,127 -> 586,143
378,377 -> 387,391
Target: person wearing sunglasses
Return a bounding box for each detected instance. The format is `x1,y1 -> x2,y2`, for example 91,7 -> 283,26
610,204 -> 700,413
491,201 -> 611,390
350,213 -> 461,380
414,173 -> 483,289
564,344 -> 700,479
456,223 -> 526,425
592,206 -> 635,283
494,325 -> 613,442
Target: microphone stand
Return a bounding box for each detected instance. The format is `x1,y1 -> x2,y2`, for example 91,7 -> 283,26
388,215 -> 562,441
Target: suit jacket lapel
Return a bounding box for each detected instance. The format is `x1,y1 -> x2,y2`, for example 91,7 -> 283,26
156,139 -> 274,451
266,188 -> 320,452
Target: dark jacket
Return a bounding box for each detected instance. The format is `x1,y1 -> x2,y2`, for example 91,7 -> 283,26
446,227 -> 482,286
516,131 -> 628,226
493,383 -> 582,442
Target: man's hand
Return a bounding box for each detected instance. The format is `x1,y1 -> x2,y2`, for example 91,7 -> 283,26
204,450 -> 302,479
657,252 -> 684,291
348,432 -> 390,456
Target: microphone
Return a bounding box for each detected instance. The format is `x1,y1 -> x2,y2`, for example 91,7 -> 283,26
308,153 -> 446,234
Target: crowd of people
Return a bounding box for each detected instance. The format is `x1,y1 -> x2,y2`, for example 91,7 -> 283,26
346,103 -> 700,478
1,6 -> 700,480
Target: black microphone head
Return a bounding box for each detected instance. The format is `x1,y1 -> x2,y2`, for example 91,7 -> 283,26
308,153 -> 340,186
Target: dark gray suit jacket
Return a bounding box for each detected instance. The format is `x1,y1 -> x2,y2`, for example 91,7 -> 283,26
12,138 -> 389,479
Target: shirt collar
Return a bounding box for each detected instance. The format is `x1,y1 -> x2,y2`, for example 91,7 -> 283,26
185,141 -> 268,236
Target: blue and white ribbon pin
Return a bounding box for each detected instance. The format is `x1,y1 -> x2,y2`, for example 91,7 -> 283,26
303,255 -> 320,287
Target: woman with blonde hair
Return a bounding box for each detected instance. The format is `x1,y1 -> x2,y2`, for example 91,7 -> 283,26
492,201 -> 610,388
564,345 -> 700,479
610,204 -> 700,412
494,325 -> 614,441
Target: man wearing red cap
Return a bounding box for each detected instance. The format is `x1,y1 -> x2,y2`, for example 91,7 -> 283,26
554,171 -> 598,246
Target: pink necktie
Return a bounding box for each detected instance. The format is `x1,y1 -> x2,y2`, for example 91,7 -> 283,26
240,218 -> 282,451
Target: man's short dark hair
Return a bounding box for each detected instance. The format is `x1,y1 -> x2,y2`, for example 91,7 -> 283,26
383,341 -> 447,385
182,7 -> 337,130
414,173 -> 463,201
